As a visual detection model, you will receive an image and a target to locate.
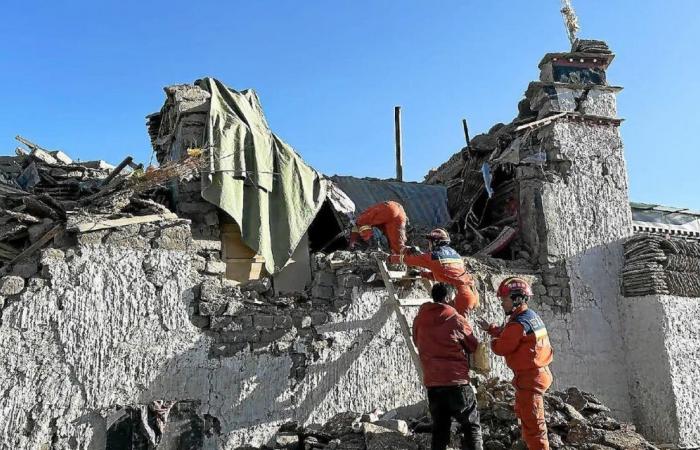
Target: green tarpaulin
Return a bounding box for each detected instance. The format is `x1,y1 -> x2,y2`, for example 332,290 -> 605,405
196,78 -> 327,274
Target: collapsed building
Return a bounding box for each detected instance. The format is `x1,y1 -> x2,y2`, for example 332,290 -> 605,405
0,38 -> 697,450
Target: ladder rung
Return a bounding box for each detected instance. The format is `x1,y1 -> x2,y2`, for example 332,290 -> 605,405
398,298 -> 432,307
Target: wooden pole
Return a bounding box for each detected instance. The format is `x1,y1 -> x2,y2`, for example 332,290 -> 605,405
394,106 -> 403,181
462,119 -> 470,146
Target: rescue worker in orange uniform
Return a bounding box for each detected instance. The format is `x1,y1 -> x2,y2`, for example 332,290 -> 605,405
388,228 -> 479,314
349,201 -> 408,254
477,278 -> 554,450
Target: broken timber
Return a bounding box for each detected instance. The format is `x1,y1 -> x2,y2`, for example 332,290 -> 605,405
68,212 -> 179,233
374,256 -> 424,379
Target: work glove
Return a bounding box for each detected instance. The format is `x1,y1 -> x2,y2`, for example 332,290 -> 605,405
407,268 -> 422,277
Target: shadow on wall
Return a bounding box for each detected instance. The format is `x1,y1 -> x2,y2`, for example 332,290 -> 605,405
104,289 -> 405,448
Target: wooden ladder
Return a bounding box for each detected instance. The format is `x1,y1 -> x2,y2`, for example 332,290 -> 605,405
374,256 -> 432,378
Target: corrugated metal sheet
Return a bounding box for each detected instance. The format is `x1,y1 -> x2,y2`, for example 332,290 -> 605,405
330,176 -> 450,227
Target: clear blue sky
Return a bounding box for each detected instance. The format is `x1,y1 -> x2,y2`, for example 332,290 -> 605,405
1,1 -> 698,209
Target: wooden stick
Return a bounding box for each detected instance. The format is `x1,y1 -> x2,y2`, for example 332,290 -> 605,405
394,106 -> 403,182
68,212 -> 178,233
5,225 -> 62,266
462,118 -> 471,146
101,156 -> 133,186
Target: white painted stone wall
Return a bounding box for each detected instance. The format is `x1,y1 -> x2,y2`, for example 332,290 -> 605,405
517,120 -> 635,419
620,295 -> 700,448
0,244 -> 423,449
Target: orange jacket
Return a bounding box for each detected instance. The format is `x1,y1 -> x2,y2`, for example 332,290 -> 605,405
413,302 -> 478,387
488,304 -> 553,373
350,201 -> 407,253
389,245 -> 479,313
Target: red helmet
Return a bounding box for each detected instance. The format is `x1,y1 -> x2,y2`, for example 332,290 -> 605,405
497,277 -> 533,299
426,228 -> 450,244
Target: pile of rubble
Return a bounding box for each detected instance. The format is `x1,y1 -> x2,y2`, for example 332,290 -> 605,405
622,233 -> 700,297
0,136 -> 200,275
259,377 -> 656,450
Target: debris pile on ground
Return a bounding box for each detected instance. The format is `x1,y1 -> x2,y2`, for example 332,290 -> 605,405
622,233 -> 700,297
259,377 -> 657,450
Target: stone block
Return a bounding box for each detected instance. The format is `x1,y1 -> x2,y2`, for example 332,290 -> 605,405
275,315 -> 293,328
27,277 -> 47,290
203,211 -> 219,226
210,316 -> 240,330
11,261 -> 38,279
199,299 -> 227,316
240,278 -> 271,294
234,315 -> 254,328
338,274 -> 363,288
254,315 -> 275,329
310,311 -> 328,326
222,299 -> 244,316
314,271 -> 336,287
39,248 -> 65,265
190,315 -> 210,329
204,260 -> 227,275
0,276 -> 25,295
210,342 -> 247,358
200,278 -> 222,301
372,419 -> 409,435
274,432 -> 299,448
547,287 -> 562,297
311,285 -> 333,299
153,226 -> 191,251
191,255 -> 206,271
178,200 -> 215,215
301,316 -> 312,329
191,239 -> 222,252
28,220 -> 55,244
533,284 -> 547,296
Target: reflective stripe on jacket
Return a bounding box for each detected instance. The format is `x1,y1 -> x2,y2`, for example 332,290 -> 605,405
488,304 -> 553,373
390,245 -> 479,313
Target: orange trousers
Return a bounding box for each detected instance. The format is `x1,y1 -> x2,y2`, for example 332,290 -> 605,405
375,223 -> 406,254
513,367 -> 552,450
453,284 -> 480,314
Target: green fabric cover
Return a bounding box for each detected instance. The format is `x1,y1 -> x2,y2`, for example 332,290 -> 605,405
196,78 -> 327,274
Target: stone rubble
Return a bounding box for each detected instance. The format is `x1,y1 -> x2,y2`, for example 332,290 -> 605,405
258,377 -> 657,450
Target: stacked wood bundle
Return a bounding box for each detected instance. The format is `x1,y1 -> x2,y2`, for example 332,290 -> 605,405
622,234 -> 700,297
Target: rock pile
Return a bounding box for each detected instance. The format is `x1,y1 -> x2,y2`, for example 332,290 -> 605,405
258,377 -> 657,450
622,233 -> 700,297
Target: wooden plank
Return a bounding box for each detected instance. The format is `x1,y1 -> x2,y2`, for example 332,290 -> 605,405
394,106 -> 403,181
398,298 -> 431,307
68,212 -> 178,233
514,111 -> 567,132
375,256 -> 423,378
5,225 -> 62,267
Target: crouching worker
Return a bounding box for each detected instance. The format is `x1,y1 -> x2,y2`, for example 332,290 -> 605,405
390,228 -> 479,314
477,278 -> 554,450
413,283 -> 483,450
348,201 -> 408,254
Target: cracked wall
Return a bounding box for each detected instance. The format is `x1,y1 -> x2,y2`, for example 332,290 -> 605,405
0,228 -> 429,449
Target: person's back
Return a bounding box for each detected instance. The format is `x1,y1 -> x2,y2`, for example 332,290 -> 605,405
350,201 -> 407,253
413,302 -> 475,387
412,283 -> 483,450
